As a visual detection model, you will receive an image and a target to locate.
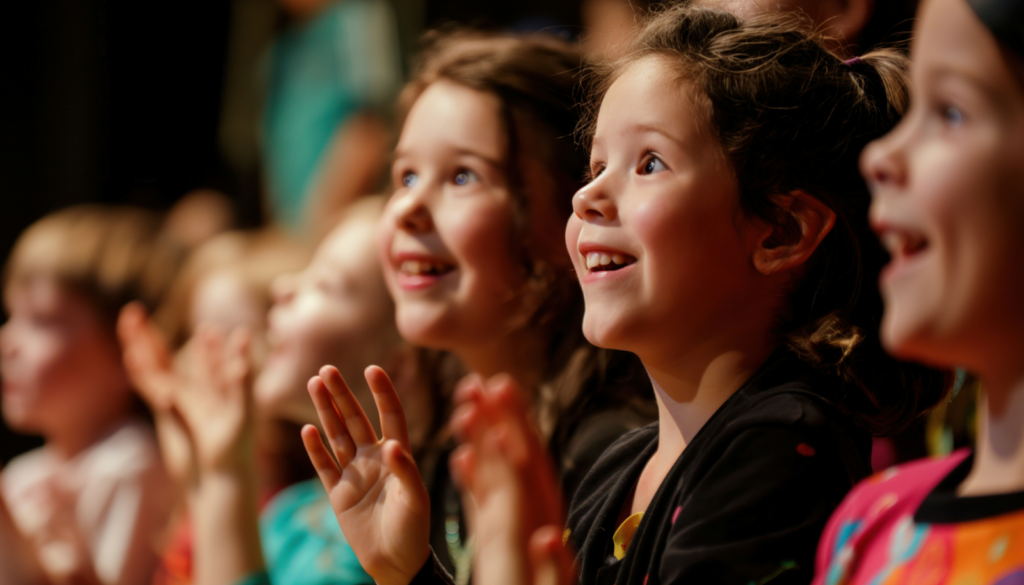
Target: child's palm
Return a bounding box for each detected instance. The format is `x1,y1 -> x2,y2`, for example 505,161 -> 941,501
174,328 -> 253,472
302,366 -> 430,585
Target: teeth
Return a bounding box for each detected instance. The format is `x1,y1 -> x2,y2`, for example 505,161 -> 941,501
879,232 -> 926,257
399,260 -> 451,276
880,233 -> 901,256
584,252 -> 630,270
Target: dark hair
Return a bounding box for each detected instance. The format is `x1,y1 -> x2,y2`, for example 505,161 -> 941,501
398,31 -> 653,450
580,6 -> 951,435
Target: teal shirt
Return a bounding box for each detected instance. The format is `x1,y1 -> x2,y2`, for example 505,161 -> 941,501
263,0 -> 401,232
240,478 -> 373,585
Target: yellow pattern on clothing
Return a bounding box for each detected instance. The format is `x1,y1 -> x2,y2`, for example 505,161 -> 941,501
613,513 -> 645,560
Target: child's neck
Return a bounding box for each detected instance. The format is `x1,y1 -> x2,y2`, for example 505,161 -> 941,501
456,327 -> 546,398
628,341 -> 774,517
47,410 -> 130,462
960,366 -> 1024,497
646,345 -> 774,463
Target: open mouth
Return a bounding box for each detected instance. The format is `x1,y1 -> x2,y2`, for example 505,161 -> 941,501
584,251 -> 636,273
880,230 -> 928,262
398,259 -> 456,277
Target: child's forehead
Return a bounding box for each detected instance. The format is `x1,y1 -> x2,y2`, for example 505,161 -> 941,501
916,0 -> 1024,101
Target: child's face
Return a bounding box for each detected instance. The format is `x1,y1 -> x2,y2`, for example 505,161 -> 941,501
0,278 -> 129,435
566,56 -> 763,365
380,80 -> 532,355
862,0 -> 1024,371
256,214 -> 395,422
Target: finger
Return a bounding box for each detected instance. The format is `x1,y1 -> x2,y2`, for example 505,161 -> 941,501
319,365 -> 378,446
382,439 -> 429,514
452,373 -> 485,406
529,526 -> 576,585
223,328 -> 252,399
365,366 -> 411,449
487,374 -> 531,419
449,399 -> 487,444
301,424 -> 343,489
307,376 -> 357,466
198,326 -> 226,396
448,443 -> 476,495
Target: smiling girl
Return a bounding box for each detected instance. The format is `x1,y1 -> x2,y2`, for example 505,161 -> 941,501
437,6 -> 956,585
812,0 -> 1024,581
301,31 -> 654,585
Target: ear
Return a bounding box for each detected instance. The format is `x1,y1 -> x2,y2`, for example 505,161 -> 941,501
823,0 -> 874,46
752,191 -> 837,276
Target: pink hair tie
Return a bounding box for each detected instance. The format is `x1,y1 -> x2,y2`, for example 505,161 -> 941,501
844,56 -> 863,66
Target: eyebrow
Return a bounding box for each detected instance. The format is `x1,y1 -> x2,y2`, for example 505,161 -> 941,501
393,146 -> 505,172
926,64 -> 1001,101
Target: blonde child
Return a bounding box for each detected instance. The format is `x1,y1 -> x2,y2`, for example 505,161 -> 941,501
812,0 -> 1024,581
0,205 -> 181,585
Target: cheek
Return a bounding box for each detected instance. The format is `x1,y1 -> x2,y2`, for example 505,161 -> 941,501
443,199 -> 520,291
565,215 -> 583,272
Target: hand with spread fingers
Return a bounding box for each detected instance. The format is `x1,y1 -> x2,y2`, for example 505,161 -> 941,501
172,326 -> 255,474
118,303 -> 197,485
301,365 -> 431,585
448,375 -> 576,585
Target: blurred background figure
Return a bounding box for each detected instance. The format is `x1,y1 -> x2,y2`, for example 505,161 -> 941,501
261,0 -> 402,239
0,205 -> 183,585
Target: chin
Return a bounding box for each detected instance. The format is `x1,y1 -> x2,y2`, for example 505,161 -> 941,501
394,307 -> 452,350
581,312 -> 632,352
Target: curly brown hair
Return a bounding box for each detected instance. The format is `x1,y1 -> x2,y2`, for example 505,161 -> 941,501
579,5 -> 951,435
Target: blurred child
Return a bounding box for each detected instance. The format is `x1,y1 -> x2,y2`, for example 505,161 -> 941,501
429,6 -> 955,585
812,0 -> 1024,581
264,0 -> 402,239
121,196 -> 432,585
0,205 -> 181,585
137,229 -> 308,585
300,31 -> 654,585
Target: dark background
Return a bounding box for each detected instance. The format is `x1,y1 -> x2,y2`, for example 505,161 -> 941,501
0,0 -> 586,464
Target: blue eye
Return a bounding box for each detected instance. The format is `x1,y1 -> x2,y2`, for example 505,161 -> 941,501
943,106 -> 964,126
642,156 -> 667,175
401,172 -> 418,188
454,170 -> 478,186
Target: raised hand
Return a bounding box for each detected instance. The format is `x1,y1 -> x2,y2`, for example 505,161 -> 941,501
173,326 -> 254,473
448,375 -> 575,585
118,303 -> 196,485
301,365 -> 430,585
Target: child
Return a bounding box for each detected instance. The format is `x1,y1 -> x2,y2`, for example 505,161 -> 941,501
120,196 -> 430,585
812,0 -> 1024,581
0,205 -> 181,585
300,31 -> 655,585
429,6 -> 956,585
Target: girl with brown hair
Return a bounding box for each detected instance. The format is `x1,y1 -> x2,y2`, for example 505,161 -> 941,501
435,5 -> 954,585
301,30 -> 653,585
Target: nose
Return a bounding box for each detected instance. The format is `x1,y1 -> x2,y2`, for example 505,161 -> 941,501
861,121 -> 909,191
572,176 -> 617,223
390,186 -> 434,233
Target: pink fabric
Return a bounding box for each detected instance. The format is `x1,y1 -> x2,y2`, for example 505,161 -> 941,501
812,449 -> 1024,585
